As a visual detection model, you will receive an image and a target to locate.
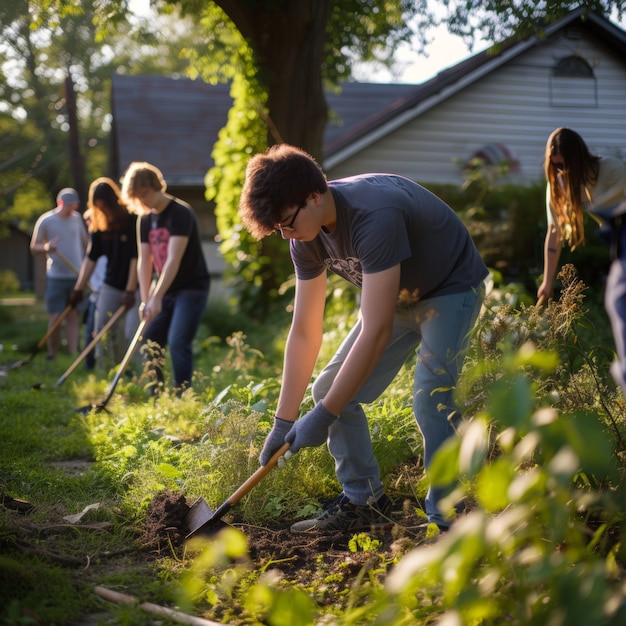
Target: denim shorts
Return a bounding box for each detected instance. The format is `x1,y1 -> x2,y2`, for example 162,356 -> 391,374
45,277 -> 88,313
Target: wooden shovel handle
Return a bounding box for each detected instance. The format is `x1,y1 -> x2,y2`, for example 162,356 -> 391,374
56,305 -> 126,385
228,442 -> 291,506
37,304 -> 73,349
94,318 -> 146,411
53,249 -> 94,291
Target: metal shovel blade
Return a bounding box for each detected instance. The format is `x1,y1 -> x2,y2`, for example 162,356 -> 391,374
75,402 -> 112,416
185,497 -> 229,537
74,319 -> 145,414
185,442 -> 291,540
5,305 -> 73,370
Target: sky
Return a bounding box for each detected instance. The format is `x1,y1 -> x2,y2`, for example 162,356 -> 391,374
128,0 -> 476,85
129,2 -> 626,84
354,25 -> 477,84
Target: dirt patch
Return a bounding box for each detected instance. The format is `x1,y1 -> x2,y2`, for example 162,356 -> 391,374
141,491 -> 431,588
48,459 -> 94,476
140,491 -> 190,553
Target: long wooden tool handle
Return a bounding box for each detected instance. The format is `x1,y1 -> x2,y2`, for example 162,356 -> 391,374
56,305 -> 126,386
228,442 -> 291,507
53,249 -> 94,292
95,319 -> 146,411
93,585 -> 223,626
37,304 -> 73,349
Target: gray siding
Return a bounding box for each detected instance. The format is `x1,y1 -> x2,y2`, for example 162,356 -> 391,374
327,29 -> 626,186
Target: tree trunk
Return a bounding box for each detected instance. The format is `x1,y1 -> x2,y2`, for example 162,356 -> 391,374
215,0 -> 331,160
64,74 -> 87,210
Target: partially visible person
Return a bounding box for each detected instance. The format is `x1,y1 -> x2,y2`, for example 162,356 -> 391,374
83,212 -> 107,370
30,188 -> 89,359
69,178 -> 140,369
121,162 -> 210,393
538,127 -> 626,394
239,144 -> 487,533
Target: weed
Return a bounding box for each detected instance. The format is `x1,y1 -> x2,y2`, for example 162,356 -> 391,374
348,533 -> 382,553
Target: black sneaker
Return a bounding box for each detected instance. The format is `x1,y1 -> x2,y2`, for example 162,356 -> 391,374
290,493 -> 393,533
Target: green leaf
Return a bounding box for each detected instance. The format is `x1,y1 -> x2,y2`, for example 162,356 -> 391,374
476,459 -> 514,512
458,418 -> 489,476
266,588 -> 315,626
489,374 -> 533,429
155,463 -> 181,479
429,436 -> 460,486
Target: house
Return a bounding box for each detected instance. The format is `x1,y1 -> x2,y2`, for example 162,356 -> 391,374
111,7 -> 626,195
323,7 -> 626,184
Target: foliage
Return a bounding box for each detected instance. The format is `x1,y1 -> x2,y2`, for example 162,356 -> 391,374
384,336 -> 625,624
1,266 -> 625,624
201,25 -> 288,314
440,0 -> 626,49
0,270 -> 20,293
428,160 -> 611,301
0,0 -> 207,233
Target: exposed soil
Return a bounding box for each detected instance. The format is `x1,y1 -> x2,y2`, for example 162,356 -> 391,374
141,491 -> 430,589
2,489 -> 432,624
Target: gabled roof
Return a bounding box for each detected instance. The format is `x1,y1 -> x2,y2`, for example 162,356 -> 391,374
324,7 -> 626,168
110,8 -> 626,186
110,74 -> 414,186
110,74 -> 233,186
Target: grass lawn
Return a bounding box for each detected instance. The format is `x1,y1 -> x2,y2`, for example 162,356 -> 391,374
1,275 -> 625,625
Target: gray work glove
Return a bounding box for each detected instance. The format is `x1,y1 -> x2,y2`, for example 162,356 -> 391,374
260,416 -> 294,466
285,402 -> 337,454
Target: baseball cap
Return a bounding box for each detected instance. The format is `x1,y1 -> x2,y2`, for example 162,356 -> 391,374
57,188 -> 80,205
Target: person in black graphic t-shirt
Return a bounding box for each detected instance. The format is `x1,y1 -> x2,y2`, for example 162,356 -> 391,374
70,178 -> 139,368
122,162 -> 210,393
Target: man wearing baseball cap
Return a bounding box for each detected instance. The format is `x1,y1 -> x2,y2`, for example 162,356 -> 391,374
30,187 -> 89,359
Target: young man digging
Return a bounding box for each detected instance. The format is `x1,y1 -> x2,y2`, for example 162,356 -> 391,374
239,144 -> 488,532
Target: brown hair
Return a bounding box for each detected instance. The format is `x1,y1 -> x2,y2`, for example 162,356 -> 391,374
239,144 -> 328,239
544,127 -> 600,250
86,177 -> 129,231
121,162 -> 167,214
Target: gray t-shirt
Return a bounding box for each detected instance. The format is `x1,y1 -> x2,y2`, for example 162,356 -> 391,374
31,209 -> 87,279
291,174 -> 488,306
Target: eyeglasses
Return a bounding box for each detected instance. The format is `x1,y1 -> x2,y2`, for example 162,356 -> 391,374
276,203 -> 304,235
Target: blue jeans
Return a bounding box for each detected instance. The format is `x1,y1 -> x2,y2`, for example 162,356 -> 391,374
312,285 -> 484,527
85,297 -> 97,370
605,259 -> 626,396
143,288 -> 209,389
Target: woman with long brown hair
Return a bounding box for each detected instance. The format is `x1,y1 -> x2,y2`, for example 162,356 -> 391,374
538,127 -> 626,301
538,127 -> 626,394
70,177 -> 140,368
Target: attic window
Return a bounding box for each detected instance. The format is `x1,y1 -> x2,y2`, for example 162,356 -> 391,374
550,55 -> 597,107
553,56 -> 593,77
563,25 -> 582,40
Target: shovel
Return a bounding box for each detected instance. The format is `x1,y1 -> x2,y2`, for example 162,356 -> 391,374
77,319 -> 146,414
6,305 -> 73,370
185,442 -> 291,539
55,304 -> 127,387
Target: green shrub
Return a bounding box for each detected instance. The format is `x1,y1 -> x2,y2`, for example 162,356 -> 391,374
0,269 -> 20,293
